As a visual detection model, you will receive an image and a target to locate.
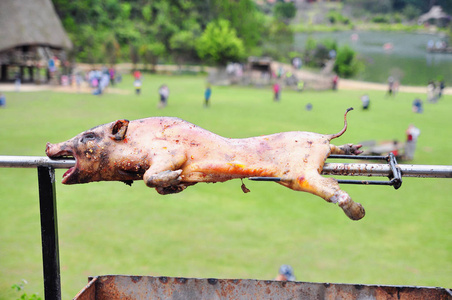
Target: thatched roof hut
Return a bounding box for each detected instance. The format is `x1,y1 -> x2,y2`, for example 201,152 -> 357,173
418,6 -> 451,27
0,0 -> 72,83
0,0 -> 72,52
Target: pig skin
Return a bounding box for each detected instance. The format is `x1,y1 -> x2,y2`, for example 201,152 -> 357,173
46,108 -> 365,220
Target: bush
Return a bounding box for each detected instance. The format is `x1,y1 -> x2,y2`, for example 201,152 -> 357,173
371,15 -> 390,24
333,45 -> 361,77
402,5 -> 422,21
303,38 -> 337,68
274,2 -> 297,21
327,10 -> 351,25
392,13 -> 402,23
196,19 -> 245,65
260,20 -> 294,61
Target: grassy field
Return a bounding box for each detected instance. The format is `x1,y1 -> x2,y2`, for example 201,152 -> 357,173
0,74 -> 451,299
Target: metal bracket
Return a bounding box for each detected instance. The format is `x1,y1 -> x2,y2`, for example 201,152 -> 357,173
249,154 -> 403,189
328,153 -> 403,189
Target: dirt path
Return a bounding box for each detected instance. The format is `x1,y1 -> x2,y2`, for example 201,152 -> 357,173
0,83 -> 130,94
1,73 -> 450,95
339,78 -> 452,95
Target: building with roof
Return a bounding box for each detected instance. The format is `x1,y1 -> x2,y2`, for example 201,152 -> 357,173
418,6 -> 451,28
0,0 -> 72,83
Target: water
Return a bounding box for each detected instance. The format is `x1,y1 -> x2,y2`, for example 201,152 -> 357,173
294,31 -> 452,86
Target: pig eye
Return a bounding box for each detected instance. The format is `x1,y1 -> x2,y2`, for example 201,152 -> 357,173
81,133 -> 97,143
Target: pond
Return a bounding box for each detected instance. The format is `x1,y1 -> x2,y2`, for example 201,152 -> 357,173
294,31 -> 452,86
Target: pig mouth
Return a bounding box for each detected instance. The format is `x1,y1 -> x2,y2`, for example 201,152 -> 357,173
48,149 -> 79,184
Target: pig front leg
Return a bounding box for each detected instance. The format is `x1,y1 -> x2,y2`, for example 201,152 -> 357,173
330,143 -> 363,155
143,153 -> 187,194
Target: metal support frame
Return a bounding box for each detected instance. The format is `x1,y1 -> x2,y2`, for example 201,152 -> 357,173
0,156 -> 66,300
37,166 -> 61,300
1,155 -> 452,300
326,153 -> 403,189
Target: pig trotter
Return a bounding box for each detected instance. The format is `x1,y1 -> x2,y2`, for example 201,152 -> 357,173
156,184 -> 187,195
145,169 -> 183,188
331,191 -> 365,220
331,144 -> 363,155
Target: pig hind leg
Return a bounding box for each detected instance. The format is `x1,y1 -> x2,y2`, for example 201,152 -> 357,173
290,172 -> 365,220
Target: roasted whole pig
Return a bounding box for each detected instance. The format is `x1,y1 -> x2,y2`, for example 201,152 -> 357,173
46,108 -> 365,220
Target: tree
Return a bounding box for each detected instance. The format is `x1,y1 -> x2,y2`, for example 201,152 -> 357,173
104,34 -> 121,65
260,20 -> 294,61
196,19 -> 245,65
52,0 -> 265,64
333,45 -> 362,78
274,1 -> 297,22
139,42 -> 166,72
170,30 -> 198,67
215,0 -> 265,51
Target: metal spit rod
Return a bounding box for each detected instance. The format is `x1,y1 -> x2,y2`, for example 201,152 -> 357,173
0,155 -> 451,178
323,162 -> 452,178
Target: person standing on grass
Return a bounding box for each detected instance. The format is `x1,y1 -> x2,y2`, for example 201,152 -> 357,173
133,69 -> 141,81
0,93 -> 5,108
14,72 -> 21,92
332,74 -> 338,90
405,124 -> 420,161
204,85 -> 212,107
387,76 -> 394,96
134,78 -> 142,95
361,94 -> 370,110
412,98 -> 423,113
158,84 -> 169,108
273,82 -> 280,101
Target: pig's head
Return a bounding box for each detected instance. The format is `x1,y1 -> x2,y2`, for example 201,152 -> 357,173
46,120 -> 130,184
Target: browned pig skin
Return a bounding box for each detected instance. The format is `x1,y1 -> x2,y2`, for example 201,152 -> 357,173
46,108 -> 365,220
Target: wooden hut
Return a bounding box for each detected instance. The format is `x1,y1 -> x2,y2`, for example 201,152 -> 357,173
0,0 -> 72,83
418,6 -> 451,28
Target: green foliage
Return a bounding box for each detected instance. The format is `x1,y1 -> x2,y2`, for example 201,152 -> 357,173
104,34 -> 121,65
11,280 -> 41,300
371,15 -> 391,24
288,51 -> 303,61
52,0 -> 266,65
196,19 -> 245,65
170,31 -> 196,54
169,23 -> 201,65
303,38 -> 337,68
402,4 -> 422,20
392,13 -> 403,23
215,0 -> 265,51
260,20 -> 294,61
333,45 -> 362,78
345,0 -> 393,14
327,10 -> 351,25
345,0 -> 452,18
139,42 -> 166,71
273,1 -> 297,21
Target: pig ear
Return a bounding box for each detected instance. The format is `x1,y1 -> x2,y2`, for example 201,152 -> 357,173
110,120 -> 129,141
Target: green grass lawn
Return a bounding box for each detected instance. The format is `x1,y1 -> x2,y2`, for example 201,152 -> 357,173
0,74 -> 451,299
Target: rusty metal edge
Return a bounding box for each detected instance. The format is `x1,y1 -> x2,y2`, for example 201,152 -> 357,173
74,275 -> 452,300
73,276 -> 98,300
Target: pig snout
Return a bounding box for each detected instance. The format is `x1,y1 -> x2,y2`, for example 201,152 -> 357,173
45,142 -> 55,157
46,142 -> 74,159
